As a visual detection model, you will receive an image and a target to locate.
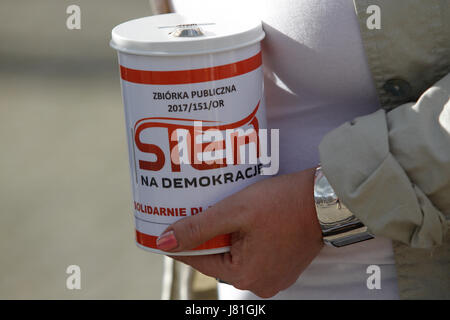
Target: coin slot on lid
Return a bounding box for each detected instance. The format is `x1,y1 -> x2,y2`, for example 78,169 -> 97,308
170,24 -> 205,37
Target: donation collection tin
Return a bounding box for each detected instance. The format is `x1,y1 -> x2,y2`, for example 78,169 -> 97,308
111,13 -> 267,255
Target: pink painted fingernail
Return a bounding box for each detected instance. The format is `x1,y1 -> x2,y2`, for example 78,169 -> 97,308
156,231 -> 178,251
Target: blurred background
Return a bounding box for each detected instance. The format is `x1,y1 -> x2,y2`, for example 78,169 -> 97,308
0,0 -> 181,299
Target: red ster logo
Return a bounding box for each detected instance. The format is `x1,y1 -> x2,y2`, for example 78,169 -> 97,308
134,101 -> 261,172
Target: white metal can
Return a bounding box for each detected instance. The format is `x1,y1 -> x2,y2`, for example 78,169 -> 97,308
111,13 -> 267,255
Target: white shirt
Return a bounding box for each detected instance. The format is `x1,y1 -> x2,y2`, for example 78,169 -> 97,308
170,0 -> 399,299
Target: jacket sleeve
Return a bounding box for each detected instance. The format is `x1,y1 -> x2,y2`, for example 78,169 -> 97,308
319,73 -> 450,248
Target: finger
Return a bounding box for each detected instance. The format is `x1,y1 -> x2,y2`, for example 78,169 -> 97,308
158,200 -> 243,252
170,252 -> 236,282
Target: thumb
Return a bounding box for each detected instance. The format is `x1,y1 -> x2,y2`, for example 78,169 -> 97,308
156,203 -> 240,253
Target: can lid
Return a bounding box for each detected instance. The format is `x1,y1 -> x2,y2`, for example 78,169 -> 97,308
110,13 -> 265,56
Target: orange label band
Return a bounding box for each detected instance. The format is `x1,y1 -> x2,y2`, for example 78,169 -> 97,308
135,230 -> 231,251
120,51 -> 262,85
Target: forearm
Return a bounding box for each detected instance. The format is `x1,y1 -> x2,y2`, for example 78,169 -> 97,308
149,0 -> 171,14
319,73 -> 450,248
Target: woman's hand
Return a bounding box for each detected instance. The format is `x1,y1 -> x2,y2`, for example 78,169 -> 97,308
156,168 -> 323,298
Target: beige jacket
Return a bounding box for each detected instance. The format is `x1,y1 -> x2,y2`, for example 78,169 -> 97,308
152,0 -> 450,299
319,0 -> 450,299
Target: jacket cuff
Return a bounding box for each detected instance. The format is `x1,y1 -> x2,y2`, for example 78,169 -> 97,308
318,109 -> 447,248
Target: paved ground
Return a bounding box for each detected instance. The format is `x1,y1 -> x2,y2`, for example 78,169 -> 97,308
0,0 -> 172,299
